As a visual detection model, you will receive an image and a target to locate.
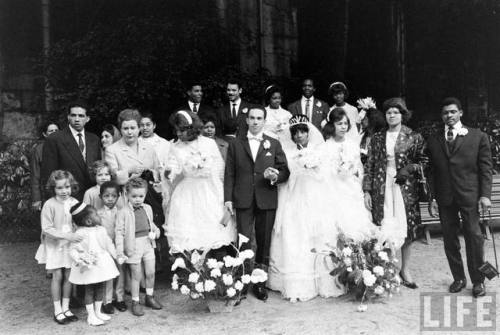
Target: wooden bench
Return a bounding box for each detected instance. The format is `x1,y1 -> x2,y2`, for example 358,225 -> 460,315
420,175 -> 500,244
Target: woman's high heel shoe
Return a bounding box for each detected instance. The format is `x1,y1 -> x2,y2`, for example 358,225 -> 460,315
399,271 -> 418,289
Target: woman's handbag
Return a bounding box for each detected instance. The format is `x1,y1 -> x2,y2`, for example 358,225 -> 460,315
478,210 -> 499,280
417,164 -> 431,202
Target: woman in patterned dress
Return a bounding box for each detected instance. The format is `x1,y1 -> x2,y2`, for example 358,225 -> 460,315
362,97 -> 427,289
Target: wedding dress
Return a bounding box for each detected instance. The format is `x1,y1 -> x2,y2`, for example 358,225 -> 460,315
163,136 -> 236,253
323,137 -> 377,242
268,124 -> 343,301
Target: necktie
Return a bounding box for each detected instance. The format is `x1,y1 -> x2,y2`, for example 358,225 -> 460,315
232,104 -> 237,118
446,126 -> 454,142
305,99 -> 311,119
193,103 -> 198,114
77,133 -> 85,153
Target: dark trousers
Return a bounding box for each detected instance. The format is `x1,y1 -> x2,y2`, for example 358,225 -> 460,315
236,199 -> 276,271
439,202 -> 485,284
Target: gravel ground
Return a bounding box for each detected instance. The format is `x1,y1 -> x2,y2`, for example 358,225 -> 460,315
1,236 -> 499,335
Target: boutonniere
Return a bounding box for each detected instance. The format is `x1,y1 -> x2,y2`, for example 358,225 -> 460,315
242,108 -> 248,114
263,139 -> 271,150
457,128 -> 468,136
316,101 -> 321,107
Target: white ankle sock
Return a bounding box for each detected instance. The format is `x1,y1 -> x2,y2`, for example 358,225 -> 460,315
53,301 -> 63,316
61,297 -> 70,312
94,301 -> 111,321
146,288 -> 153,296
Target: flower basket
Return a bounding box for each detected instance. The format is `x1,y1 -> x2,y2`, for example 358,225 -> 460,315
206,299 -> 236,313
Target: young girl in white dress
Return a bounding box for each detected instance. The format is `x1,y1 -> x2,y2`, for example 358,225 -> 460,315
263,85 -> 292,141
164,111 -> 235,253
69,202 -> 119,326
268,115 -> 341,302
322,108 -> 376,242
35,170 -> 82,325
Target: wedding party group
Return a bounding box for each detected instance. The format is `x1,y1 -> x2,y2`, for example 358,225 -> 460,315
30,78 -> 493,327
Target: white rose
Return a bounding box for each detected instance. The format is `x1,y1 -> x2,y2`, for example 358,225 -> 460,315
363,274 -> 376,287
232,257 -> 243,266
190,292 -> 200,299
346,267 -> 353,272
373,266 -> 384,277
188,273 -> 200,283
344,258 -> 352,267
210,268 -> 222,278
234,281 -> 244,291
226,288 -> 236,298
222,274 -> 233,286
250,268 -> 268,283
378,251 -> 389,262
362,269 -> 373,279
204,280 -> 216,292
171,280 -> 179,290
239,249 -> 255,260
195,282 -> 205,293
373,243 -> 382,252
206,258 -> 218,269
374,285 -> 385,295
223,255 -> 235,267
342,247 -> 353,257
217,261 -> 225,269
180,285 -> 190,295
171,257 -> 186,271
241,274 -> 251,284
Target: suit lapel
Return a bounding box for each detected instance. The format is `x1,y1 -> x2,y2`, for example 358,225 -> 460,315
84,132 -> 95,161
450,127 -> 467,155
62,128 -> 87,169
437,129 -> 451,158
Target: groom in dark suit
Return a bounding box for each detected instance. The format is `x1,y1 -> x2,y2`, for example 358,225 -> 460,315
41,100 -> 101,201
224,106 -> 290,301
427,97 -> 492,297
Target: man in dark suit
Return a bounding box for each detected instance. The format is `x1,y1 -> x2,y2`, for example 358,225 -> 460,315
287,78 -> 329,130
217,80 -> 254,137
224,106 -> 289,301
427,97 -> 492,298
41,100 -> 101,201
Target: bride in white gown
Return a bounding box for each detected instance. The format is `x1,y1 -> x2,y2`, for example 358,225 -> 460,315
163,111 -> 235,253
322,108 -> 376,242
268,115 -> 342,301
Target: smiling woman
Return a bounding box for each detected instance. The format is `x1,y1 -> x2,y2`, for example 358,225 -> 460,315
104,109 -> 159,185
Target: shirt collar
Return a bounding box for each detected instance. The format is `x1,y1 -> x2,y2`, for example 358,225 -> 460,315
247,131 -> 263,140
231,98 -> 241,106
301,96 -> 314,103
446,121 -> 463,131
69,125 -> 85,138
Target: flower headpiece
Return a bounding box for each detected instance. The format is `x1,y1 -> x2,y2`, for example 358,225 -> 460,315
177,110 -> 192,125
356,97 -> 377,111
289,114 -> 309,127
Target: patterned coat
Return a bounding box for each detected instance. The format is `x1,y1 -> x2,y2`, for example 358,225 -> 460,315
362,125 -> 427,240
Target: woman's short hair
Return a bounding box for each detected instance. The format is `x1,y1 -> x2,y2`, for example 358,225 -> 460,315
45,170 -> 79,196
382,97 -> 412,124
41,120 -> 59,135
102,124 -> 121,143
117,109 -> 142,129
173,110 -> 203,141
264,85 -> 283,105
365,108 -> 387,134
322,108 -> 351,139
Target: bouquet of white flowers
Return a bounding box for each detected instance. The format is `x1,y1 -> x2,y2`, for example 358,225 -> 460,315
171,234 -> 268,309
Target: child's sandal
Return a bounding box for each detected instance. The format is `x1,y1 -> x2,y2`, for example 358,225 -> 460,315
63,310 -> 79,322
53,312 -> 68,325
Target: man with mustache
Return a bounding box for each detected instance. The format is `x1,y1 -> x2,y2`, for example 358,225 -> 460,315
426,97 -> 493,298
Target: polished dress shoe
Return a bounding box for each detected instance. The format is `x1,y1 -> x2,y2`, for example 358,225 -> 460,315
252,285 -> 268,301
399,272 -> 418,289
113,300 -> 127,312
145,295 -> 163,310
101,303 -> 115,314
449,279 -> 467,293
472,283 -> 486,298
131,301 -> 144,316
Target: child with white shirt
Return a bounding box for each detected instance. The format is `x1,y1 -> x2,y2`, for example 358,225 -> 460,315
83,160 -> 112,210
96,181 -> 127,314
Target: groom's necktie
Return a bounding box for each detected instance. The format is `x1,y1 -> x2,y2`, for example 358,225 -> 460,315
232,104 -> 237,119
77,133 -> 85,160
305,99 -> 311,120
446,126 -> 455,152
